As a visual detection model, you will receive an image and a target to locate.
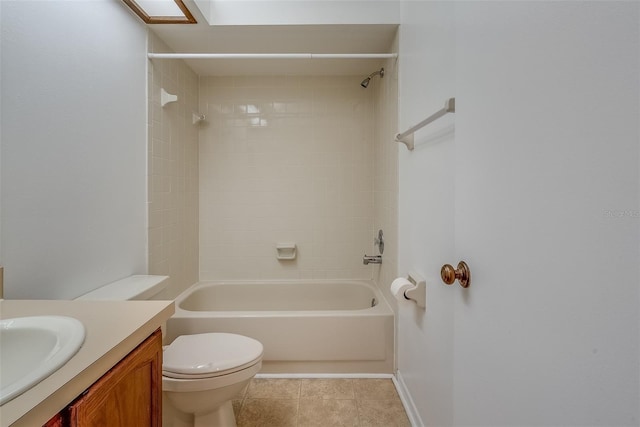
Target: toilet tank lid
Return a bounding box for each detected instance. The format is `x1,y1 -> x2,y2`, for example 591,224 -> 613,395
75,275 -> 169,300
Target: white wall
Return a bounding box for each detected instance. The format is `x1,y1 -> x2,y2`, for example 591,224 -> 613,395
0,1 -> 148,299
195,0 -> 399,26
0,0 -> 3,271
397,1 -> 639,426
396,1 -> 456,425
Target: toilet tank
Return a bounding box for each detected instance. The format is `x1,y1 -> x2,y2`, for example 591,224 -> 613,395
76,275 -> 169,301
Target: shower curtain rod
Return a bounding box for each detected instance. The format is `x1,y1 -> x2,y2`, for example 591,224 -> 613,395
147,53 -> 398,59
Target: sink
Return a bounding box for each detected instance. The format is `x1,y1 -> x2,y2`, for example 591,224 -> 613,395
0,316 -> 85,405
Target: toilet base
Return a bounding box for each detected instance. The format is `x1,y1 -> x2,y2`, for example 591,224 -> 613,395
194,401 -> 236,427
162,358 -> 262,427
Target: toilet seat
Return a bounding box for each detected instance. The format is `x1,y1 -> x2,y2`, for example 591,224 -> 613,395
163,333 -> 263,379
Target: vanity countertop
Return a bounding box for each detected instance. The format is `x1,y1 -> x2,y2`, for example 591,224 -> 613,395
0,299 -> 174,426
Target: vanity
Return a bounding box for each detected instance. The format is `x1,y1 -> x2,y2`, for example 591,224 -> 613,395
0,299 -> 174,426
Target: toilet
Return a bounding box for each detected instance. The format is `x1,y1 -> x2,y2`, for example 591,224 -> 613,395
77,275 -> 264,427
162,332 -> 262,427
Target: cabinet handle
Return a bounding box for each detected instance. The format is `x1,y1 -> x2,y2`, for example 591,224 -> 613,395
441,261 -> 470,288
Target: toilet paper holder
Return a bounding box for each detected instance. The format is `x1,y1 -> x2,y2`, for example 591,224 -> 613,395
404,272 -> 426,308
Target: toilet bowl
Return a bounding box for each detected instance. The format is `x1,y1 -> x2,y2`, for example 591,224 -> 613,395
76,276 -> 264,427
162,332 -> 263,427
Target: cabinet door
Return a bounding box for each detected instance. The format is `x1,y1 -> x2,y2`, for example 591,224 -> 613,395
43,412 -> 63,427
68,329 -> 162,427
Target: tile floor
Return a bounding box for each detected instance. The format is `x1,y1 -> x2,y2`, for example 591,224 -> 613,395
232,378 -> 411,427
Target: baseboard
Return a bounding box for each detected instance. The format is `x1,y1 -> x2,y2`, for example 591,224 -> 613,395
393,370 -> 424,427
255,373 -> 394,379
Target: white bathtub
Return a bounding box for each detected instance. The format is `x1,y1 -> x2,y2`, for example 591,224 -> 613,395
165,280 -> 394,374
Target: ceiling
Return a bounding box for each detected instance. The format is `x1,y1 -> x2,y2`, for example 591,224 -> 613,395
148,6 -> 398,76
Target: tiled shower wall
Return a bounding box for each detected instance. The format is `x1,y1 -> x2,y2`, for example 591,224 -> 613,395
199,76 -> 376,280
147,33 -> 199,298
372,36 -> 399,309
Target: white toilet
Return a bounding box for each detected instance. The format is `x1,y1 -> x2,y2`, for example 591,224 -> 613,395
77,275 -> 264,427
162,332 -> 263,427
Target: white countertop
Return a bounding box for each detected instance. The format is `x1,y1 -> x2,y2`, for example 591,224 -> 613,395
0,299 -> 174,426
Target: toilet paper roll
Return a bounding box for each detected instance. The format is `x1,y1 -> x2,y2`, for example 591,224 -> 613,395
390,277 -> 414,302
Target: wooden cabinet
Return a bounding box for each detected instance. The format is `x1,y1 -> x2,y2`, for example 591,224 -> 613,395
43,413 -> 63,427
46,329 -> 163,427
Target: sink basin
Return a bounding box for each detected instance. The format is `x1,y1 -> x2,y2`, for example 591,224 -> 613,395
0,316 -> 85,405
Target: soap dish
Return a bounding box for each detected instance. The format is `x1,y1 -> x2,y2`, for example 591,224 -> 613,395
276,243 -> 297,260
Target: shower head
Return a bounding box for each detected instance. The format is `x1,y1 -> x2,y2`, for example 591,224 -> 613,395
360,68 -> 385,88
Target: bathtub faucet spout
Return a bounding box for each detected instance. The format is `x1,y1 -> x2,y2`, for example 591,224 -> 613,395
363,255 -> 382,265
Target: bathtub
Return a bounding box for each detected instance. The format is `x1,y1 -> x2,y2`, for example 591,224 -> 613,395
165,280 -> 394,374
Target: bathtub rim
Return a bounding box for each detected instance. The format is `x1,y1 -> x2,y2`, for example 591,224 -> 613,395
173,279 -> 393,317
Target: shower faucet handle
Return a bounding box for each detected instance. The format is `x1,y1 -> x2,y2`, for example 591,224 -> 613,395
374,229 -> 384,254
